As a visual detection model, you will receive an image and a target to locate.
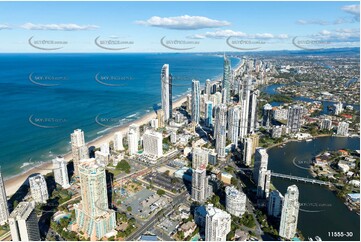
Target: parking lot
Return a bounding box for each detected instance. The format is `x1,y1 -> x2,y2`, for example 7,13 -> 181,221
143,171 -> 185,192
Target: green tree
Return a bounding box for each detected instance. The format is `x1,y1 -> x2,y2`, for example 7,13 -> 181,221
157,189 -> 166,196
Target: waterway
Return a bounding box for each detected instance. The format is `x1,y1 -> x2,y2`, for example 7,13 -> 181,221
262,84 -> 360,240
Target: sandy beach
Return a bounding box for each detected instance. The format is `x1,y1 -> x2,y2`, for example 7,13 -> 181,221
4,96 -> 188,197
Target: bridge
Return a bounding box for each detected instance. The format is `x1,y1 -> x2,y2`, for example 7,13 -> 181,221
270,172 -> 331,186
236,168 -> 331,186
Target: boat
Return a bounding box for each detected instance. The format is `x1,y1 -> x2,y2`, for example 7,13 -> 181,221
306,138 -> 313,142
315,236 -> 322,241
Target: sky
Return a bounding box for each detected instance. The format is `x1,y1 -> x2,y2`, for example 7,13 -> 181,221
0,1 -> 359,52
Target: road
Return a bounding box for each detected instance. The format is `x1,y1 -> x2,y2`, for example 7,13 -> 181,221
127,190 -> 188,241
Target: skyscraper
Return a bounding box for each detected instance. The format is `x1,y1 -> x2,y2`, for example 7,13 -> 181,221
52,156 -> 70,189
279,185 -> 300,240
262,103 -> 273,129
161,64 -> 172,122
9,201 -> 41,241
29,174 -> 49,204
287,105 -> 303,133
227,106 -> 240,147
205,79 -> 212,95
143,129 -> 163,158
239,76 -> 252,138
214,104 -> 227,158
205,101 -> 213,127
192,147 -> 209,170
256,168 -> 271,199
222,54 -> 231,103
191,80 -> 200,124
268,190 -> 284,218
71,129 -> 89,176
0,169 -> 9,225
253,148 -> 269,184
225,186 -> 247,217
113,131 -> 124,151
205,204 -> 231,241
191,168 -> 208,203
157,109 -> 165,128
127,130 -> 138,155
75,159 -> 116,240
240,137 -> 253,166
337,121 -> 349,136
248,88 -> 259,133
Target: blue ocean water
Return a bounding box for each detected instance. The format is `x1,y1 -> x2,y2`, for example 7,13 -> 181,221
0,53 -> 240,178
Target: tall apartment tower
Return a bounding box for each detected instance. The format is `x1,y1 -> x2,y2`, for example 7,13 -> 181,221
268,190 -> 284,218
253,148 -> 269,184
0,169 -> 9,225
225,186 -> 247,217
222,54 -> 232,103
205,204 -> 231,241
71,129 -> 89,176
227,106 -> 240,147
279,185 -> 300,240
239,76 -> 252,138
191,168 -> 208,203
191,80 -> 201,124
29,174 -> 49,204
74,159 -> 116,240
205,101 -> 213,127
192,147 -> 209,170
161,64 -> 172,122
287,105 -> 303,133
262,103 -> 273,129
142,130 -> 163,158
214,104 -> 228,158
52,156 -> 70,189
256,168 -> 271,199
9,201 -> 41,241
113,131 -> 124,151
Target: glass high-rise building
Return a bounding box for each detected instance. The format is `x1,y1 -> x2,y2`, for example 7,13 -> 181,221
161,64 -> 172,122
191,80 -> 200,124
205,101 -> 213,127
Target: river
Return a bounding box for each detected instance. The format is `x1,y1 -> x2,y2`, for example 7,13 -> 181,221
261,84 -> 360,240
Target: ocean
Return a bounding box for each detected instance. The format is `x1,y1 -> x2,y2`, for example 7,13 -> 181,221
0,53 -> 240,178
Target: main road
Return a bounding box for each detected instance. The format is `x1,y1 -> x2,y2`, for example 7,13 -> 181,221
127,190 -> 189,241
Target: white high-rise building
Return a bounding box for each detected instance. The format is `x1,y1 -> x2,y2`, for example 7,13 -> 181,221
337,121 -> 349,136
205,79 -> 212,95
75,159 -> 116,240
129,123 -> 140,143
223,55 -> 232,103
127,130 -> 138,155
205,204 -> 231,241
268,190 -> 284,218
279,185 -> 300,240
257,168 -> 271,199
320,118 -> 332,130
333,101 -> 343,115
248,89 -> 259,133
52,156 -> 70,189
241,137 -> 253,166
225,186 -> 247,217
143,130 -> 163,158
161,64 -> 172,122
29,174 -> 49,204
71,129 -> 89,176
9,201 -> 40,241
227,106 -> 240,147
239,76 -> 252,138
192,147 -> 209,170
253,148 -> 269,184
113,131 -> 124,151
287,105 -> 303,133
100,143 -> 110,155
191,80 -> 201,124
214,104 -> 227,158
0,170 -> 9,225
191,168 -> 208,203
263,103 -> 273,129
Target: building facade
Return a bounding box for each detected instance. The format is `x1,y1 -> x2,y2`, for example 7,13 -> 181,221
29,174 -> 49,204
279,185 -> 300,240
52,156 -> 70,189
225,186 -> 247,217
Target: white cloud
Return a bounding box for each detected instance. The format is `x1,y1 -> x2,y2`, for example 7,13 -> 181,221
0,24 -> 10,30
341,4 -> 360,16
135,15 -> 230,30
188,29 -> 288,39
21,23 -> 99,31
317,28 -> 360,41
297,17 -> 356,25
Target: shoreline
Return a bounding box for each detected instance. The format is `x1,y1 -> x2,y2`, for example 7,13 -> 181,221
4,95 -> 188,197
4,57 -> 243,197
